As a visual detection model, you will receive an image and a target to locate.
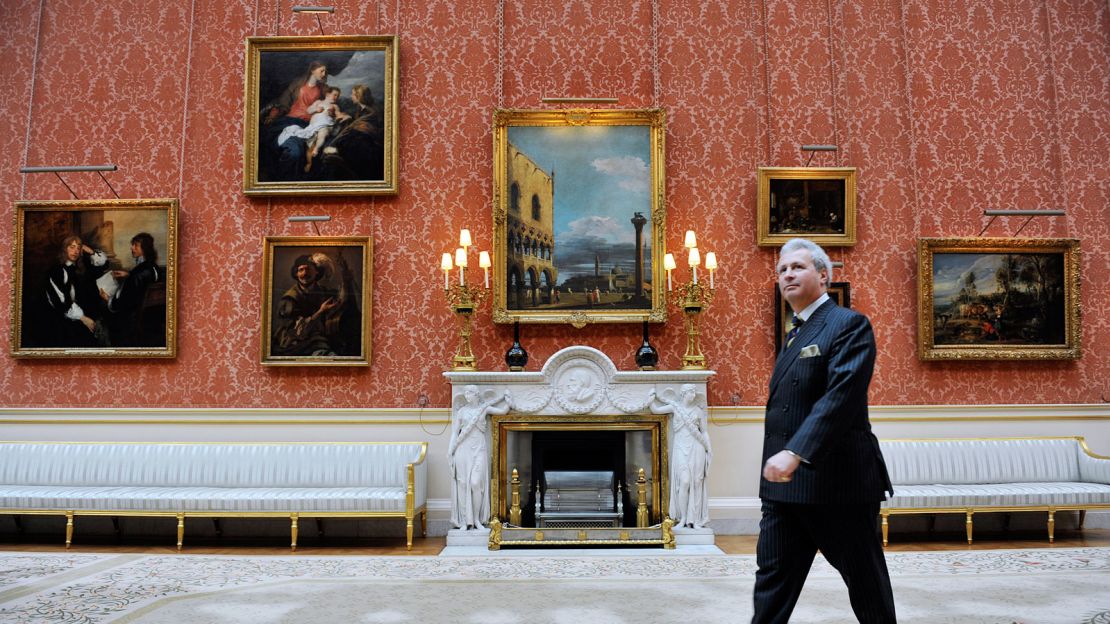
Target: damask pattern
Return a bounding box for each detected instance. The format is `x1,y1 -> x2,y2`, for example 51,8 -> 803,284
0,0 -> 1105,408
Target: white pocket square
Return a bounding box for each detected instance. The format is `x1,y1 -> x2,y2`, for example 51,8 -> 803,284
799,344 -> 821,358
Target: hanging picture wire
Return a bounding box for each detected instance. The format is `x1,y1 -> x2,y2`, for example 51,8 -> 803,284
978,209 -> 1065,237
20,165 -> 119,200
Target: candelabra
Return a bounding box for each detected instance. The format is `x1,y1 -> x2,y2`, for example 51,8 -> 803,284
440,229 -> 491,371
664,230 -> 718,371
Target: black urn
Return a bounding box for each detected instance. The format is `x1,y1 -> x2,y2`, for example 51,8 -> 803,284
635,321 -> 659,370
505,321 -> 528,371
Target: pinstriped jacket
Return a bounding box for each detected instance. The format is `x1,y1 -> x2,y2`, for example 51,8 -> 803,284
760,299 -> 893,504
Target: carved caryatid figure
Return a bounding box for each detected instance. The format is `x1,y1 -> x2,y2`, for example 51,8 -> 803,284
448,385 -> 511,530
649,384 -> 712,528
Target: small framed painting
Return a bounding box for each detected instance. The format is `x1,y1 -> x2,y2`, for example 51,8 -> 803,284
261,236 -> 372,366
757,167 -> 857,247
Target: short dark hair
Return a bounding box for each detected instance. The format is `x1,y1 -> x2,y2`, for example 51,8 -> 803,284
326,86 -> 340,95
131,232 -> 156,263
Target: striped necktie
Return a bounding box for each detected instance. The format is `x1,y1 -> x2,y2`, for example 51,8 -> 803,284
786,315 -> 804,348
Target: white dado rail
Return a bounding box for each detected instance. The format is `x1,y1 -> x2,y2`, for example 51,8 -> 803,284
444,346 -> 715,546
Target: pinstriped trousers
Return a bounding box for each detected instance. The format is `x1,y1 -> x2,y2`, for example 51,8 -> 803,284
752,500 -> 896,623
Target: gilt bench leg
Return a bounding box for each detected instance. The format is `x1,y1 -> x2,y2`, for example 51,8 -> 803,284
406,516 -> 414,551
291,514 -> 299,552
176,513 -> 185,552
1048,509 -> 1055,543
65,512 -> 74,549
881,511 -> 889,547
965,511 -> 974,545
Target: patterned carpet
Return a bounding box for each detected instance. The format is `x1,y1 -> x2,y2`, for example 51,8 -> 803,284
1,548 -> 1108,623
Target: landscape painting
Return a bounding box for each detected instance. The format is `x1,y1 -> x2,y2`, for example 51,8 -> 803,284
917,238 -> 1081,360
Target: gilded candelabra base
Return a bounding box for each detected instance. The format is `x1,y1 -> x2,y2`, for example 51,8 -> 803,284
672,281 -> 714,371
446,284 -> 487,372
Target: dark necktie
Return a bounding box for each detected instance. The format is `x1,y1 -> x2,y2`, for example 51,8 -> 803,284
786,315 -> 804,348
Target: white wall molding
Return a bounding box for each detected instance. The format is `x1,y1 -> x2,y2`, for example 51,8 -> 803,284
1,403 -> 1106,425
708,403 -> 1110,423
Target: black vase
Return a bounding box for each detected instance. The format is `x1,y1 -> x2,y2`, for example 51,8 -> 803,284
635,321 -> 659,370
505,321 -> 528,371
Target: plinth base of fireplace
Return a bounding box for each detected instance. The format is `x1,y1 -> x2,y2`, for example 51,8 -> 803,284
488,519 -> 675,550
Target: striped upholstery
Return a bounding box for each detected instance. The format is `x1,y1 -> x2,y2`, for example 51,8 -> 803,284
879,438 -> 1110,510
0,443 -> 427,513
886,482 -> 1110,508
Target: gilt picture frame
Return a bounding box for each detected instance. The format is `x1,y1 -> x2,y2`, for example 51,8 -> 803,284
757,167 -> 857,247
11,199 -> 178,358
261,236 -> 372,366
243,35 -> 399,196
491,109 -> 667,327
917,238 -> 1081,360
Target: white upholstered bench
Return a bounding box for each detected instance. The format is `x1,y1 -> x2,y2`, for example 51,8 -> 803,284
0,442 -> 428,551
879,437 -> 1110,546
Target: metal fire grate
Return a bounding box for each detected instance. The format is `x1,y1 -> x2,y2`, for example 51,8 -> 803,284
535,470 -> 623,528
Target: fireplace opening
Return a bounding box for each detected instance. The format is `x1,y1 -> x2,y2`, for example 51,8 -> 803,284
496,419 -> 663,529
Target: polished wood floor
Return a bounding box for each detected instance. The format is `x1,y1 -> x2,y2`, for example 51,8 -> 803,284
1,529 -> 1107,556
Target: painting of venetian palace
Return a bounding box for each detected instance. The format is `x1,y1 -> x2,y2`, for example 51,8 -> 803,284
504,125 -> 653,311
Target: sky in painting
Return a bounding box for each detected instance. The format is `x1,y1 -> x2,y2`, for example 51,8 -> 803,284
932,253 -> 1004,301
508,125 -> 652,283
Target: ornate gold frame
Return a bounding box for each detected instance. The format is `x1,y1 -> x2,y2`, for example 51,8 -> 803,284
756,167 -> 857,247
11,199 -> 179,358
491,109 -> 667,327
260,236 -> 373,366
917,237 -> 1081,361
243,35 -> 399,196
489,413 -> 668,528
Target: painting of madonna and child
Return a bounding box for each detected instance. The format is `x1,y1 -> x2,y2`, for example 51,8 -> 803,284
917,238 -> 1081,361
244,36 -> 398,196
11,199 -> 178,358
492,109 -> 666,325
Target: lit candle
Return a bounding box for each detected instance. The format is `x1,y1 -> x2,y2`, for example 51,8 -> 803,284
684,230 -> 697,249
663,253 -> 676,291
688,247 -> 700,285
478,251 -> 491,289
440,252 -> 453,290
705,252 -> 717,289
459,229 -> 472,250
455,247 -> 467,285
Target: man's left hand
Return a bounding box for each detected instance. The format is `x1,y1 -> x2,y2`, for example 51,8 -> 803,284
762,450 -> 801,483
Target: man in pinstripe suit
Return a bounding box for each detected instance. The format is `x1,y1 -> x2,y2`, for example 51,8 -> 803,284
752,238 -> 896,623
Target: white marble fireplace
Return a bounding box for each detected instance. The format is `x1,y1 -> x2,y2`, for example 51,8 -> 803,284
444,346 -> 715,547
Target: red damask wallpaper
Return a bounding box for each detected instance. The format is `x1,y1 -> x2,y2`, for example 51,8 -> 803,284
0,0 -> 1106,408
